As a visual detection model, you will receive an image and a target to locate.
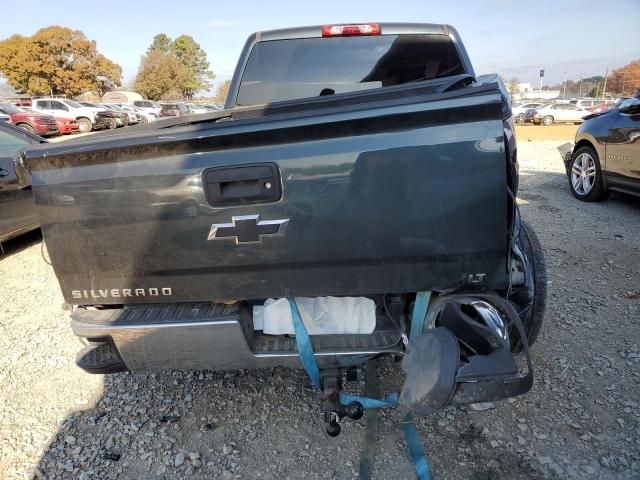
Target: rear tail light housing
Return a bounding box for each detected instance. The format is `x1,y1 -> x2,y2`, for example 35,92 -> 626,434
322,23 -> 381,37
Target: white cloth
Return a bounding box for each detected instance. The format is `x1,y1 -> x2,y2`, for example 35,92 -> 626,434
253,296 -> 376,335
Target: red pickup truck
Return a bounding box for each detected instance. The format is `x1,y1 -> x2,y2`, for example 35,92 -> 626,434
0,102 -> 59,136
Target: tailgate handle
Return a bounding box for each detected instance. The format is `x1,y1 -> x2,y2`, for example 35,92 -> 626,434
203,163 -> 281,206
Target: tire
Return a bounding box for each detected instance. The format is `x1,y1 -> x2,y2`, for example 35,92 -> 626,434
77,117 -> 93,133
107,118 -> 117,130
515,113 -> 525,123
568,146 -> 605,201
16,123 -> 35,134
511,222 -> 547,352
139,116 -> 148,124
542,115 -> 554,126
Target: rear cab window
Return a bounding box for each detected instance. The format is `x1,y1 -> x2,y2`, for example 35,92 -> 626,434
236,34 -> 464,107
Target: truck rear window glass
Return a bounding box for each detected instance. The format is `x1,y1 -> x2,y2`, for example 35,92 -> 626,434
236,34 -> 464,106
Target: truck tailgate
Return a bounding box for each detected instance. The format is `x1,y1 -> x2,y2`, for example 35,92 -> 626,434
27,85 -> 508,304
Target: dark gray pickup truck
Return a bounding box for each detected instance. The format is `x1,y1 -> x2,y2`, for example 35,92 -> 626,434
24,23 -> 546,430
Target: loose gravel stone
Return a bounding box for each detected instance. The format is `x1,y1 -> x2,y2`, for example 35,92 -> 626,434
1,140 -> 639,480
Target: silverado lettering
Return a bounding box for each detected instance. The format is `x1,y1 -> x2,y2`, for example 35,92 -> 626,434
71,288 -> 173,299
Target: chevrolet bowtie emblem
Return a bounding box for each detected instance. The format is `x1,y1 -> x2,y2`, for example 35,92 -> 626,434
207,215 -> 290,244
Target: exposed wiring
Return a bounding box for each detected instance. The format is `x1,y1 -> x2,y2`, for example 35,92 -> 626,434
382,294 -> 401,330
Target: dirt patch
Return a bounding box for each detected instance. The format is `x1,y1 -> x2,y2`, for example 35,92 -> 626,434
515,124 -> 579,142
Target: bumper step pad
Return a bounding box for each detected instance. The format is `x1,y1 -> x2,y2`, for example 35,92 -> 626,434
76,342 -> 127,374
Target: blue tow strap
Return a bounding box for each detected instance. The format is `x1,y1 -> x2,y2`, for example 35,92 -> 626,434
410,291 -> 432,338
289,298 -> 322,390
288,297 -> 432,480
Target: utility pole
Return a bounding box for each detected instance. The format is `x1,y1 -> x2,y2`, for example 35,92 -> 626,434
578,74 -> 583,98
563,71 -> 567,99
602,69 -> 609,100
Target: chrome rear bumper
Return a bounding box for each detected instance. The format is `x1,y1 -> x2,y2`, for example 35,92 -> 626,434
71,302 -> 403,372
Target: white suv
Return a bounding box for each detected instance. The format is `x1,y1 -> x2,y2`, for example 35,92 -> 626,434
132,100 -> 161,117
570,99 -> 600,111
31,98 -> 100,133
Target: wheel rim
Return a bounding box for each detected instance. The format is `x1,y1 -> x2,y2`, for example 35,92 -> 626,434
571,153 -> 596,195
543,116 -> 552,125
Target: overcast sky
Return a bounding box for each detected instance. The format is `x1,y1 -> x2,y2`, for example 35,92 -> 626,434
2,0 -> 639,91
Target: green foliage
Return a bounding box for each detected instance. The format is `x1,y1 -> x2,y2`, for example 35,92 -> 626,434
147,33 -> 172,54
136,33 -> 215,100
171,35 -> 215,99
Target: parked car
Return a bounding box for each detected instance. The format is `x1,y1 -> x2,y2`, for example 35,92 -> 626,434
158,103 -> 191,117
591,101 -> 617,114
24,22 -> 546,450
512,102 -> 547,123
80,103 -> 127,128
104,104 -> 139,125
562,95 -> 640,201
31,98 -> 109,133
522,106 -> 546,124
23,105 -> 81,134
130,105 -> 157,122
569,98 -> 602,111
0,102 -> 59,136
532,103 -> 591,125
0,121 -> 46,247
0,112 -> 10,122
185,103 -> 208,114
45,113 -> 79,135
115,104 -> 148,123
133,100 -> 162,117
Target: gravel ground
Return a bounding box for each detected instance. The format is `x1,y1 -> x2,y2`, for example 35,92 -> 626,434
1,140 -> 639,480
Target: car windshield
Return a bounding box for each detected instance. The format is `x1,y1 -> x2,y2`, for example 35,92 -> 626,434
236,34 -> 465,106
0,103 -> 25,115
64,100 -> 83,108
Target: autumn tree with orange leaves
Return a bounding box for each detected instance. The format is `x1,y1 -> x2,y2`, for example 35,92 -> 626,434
606,60 -> 640,96
0,26 -> 121,97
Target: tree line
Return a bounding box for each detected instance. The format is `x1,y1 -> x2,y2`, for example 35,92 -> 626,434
0,27 -> 122,97
2,26 -> 637,102
0,26 -> 226,102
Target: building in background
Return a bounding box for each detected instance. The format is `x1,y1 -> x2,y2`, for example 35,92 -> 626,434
513,82 -> 561,101
102,90 -> 144,104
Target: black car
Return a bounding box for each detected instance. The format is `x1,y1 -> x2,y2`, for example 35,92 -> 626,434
0,121 -> 46,248
563,95 -> 640,200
